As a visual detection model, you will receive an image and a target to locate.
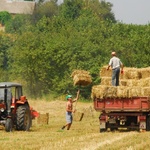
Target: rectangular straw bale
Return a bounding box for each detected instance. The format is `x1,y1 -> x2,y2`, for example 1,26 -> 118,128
128,86 -> 141,98
100,77 -> 111,86
119,67 -> 129,79
117,86 -> 129,98
73,74 -> 92,86
139,67 -> 150,78
141,87 -> 150,97
119,73 -> 124,79
105,86 -> 117,98
126,79 -> 139,87
100,66 -> 112,77
137,78 -> 150,87
71,70 -> 92,86
123,67 -> 141,79
120,79 -> 127,86
91,85 -> 117,99
37,113 -> 49,125
119,67 -> 131,79
91,85 -> 108,99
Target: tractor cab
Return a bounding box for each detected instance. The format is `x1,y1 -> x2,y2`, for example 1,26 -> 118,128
0,82 -> 23,115
0,82 -> 22,100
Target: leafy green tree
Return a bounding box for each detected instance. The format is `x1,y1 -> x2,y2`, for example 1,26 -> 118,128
8,31 -> 50,97
0,34 -> 13,70
59,0 -> 82,20
5,14 -> 32,34
0,11 -> 12,25
81,0 -> 116,22
59,0 -> 116,22
31,1 -> 59,24
0,33 -> 14,81
6,0 -> 150,99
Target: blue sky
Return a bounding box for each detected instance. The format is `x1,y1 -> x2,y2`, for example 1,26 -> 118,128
58,0 -> 150,25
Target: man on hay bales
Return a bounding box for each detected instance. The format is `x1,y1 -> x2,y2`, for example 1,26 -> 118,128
61,90 -> 80,130
107,51 -> 124,86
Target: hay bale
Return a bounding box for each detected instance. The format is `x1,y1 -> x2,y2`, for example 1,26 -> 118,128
91,85 -> 108,99
37,113 -> 49,125
100,66 -> 112,77
120,79 -> 127,86
126,79 -> 139,87
122,67 -> 141,79
128,86 -> 142,97
141,87 -> 150,97
105,86 -> 117,98
91,85 -> 117,99
101,77 -> 140,87
120,79 -> 141,87
100,77 -> 111,86
71,70 -> 92,86
139,67 -> 150,78
117,86 -> 142,98
137,78 -> 150,87
117,86 -> 130,98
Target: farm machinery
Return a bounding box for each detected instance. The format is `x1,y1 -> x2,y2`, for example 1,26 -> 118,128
94,96 -> 150,132
0,82 -> 38,132
92,66 -> 150,132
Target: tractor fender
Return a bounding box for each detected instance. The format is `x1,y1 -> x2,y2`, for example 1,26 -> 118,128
16,96 -> 28,104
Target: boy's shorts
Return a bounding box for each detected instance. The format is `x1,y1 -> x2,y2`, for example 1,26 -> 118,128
66,112 -> 73,123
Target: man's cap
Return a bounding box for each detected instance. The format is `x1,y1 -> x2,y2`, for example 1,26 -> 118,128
111,51 -> 116,56
66,95 -> 72,100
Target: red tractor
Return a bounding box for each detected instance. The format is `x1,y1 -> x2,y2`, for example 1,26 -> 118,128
0,82 -> 38,132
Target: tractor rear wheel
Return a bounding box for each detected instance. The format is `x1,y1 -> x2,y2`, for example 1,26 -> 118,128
5,118 -> 13,132
16,105 -> 32,131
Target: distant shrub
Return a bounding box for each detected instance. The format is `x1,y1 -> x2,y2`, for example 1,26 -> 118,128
0,11 -> 12,26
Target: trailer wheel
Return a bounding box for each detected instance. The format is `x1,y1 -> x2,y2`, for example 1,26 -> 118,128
146,115 -> 150,131
100,128 -> 107,132
16,105 -> 32,131
100,123 -> 107,133
5,118 -> 13,132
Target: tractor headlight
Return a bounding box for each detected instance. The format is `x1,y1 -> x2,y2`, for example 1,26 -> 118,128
0,108 -> 4,112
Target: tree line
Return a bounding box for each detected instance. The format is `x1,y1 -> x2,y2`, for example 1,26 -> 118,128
0,0 -> 149,99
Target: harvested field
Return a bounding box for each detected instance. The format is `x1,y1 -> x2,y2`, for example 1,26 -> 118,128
0,99 -> 150,150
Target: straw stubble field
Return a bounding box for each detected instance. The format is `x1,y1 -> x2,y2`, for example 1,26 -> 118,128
0,99 -> 150,150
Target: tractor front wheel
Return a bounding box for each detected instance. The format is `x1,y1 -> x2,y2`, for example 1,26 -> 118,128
5,118 -> 13,132
16,105 -> 32,131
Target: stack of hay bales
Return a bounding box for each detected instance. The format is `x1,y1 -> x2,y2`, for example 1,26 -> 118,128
91,66 -> 150,99
71,70 -> 92,86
